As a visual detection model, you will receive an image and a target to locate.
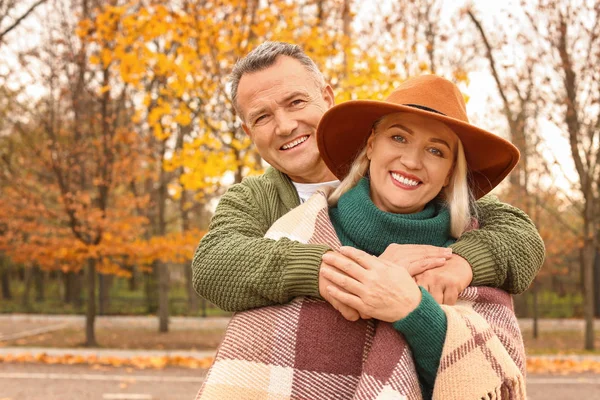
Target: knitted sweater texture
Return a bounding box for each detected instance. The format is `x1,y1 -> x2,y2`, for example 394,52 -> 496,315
192,168 -> 545,312
329,178 -> 455,254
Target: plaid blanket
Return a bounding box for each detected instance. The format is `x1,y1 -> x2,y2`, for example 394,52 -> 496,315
196,190 -> 527,400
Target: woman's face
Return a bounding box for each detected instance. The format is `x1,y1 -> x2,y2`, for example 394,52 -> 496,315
366,112 -> 458,214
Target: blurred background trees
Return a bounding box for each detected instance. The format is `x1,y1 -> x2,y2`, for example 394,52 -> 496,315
0,0 -> 597,349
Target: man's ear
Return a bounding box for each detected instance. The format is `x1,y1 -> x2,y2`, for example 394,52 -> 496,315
322,84 -> 335,109
242,123 -> 252,139
366,129 -> 376,160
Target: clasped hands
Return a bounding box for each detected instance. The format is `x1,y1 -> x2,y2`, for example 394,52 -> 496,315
318,244 -> 473,322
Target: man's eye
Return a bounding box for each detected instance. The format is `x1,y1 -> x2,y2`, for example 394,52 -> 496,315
254,115 -> 267,124
291,99 -> 305,106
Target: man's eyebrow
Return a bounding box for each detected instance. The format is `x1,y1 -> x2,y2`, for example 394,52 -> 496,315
247,108 -> 268,124
246,91 -> 310,124
279,90 -> 310,104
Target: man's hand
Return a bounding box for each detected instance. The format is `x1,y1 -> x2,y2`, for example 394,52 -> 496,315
414,254 -> 473,305
379,244 -> 453,276
319,256 -> 362,321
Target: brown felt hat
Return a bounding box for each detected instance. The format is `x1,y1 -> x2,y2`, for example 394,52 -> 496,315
317,74 -> 520,199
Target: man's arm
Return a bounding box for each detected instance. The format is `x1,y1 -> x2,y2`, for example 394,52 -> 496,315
191,180 -> 330,312
450,195 -> 545,294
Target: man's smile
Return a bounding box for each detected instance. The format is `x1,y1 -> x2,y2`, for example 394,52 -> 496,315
280,135 -> 309,150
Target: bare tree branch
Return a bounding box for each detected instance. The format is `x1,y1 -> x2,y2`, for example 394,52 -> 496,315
0,0 -> 47,42
467,9 -> 515,124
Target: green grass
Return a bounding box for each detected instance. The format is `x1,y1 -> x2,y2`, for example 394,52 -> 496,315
513,290 -> 584,319
0,277 -> 230,317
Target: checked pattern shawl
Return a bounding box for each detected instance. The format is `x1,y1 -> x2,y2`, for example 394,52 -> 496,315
196,190 -> 527,400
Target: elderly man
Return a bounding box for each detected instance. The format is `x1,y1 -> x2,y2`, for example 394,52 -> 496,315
192,41 -> 544,319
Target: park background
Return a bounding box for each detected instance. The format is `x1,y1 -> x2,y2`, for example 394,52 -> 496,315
1,0 -> 600,398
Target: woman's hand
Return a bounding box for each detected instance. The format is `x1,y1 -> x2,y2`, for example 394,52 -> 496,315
320,246 -> 422,322
379,243 -> 452,276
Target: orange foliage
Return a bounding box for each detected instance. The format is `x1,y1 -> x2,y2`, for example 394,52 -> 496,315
3,352 -> 600,375
1,0 -> 471,277
527,357 -> 600,375
0,352 -> 214,370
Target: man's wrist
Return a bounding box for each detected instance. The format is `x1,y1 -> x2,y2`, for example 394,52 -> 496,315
285,244 -> 331,298
450,240 -> 496,287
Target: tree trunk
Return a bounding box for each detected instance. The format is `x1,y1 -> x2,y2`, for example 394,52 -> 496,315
21,266 -> 33,308
186,264 -> 199,314
582,229 -> 596,350
145,270 -> 158,313
64,271 -> 72,303
532,286 -> 539,339
74,271 -> 83,308
594,251 -> 600,318
201,298 -> 207,318
1,269 -> 11,300
197,203 -> 212,231
98,273 -> 112,315
98,273 -> 105,315
85,258 -> 97,347
156,141 -> 169,332
64,271 -> 82,306
0,256 -> 12,300
129,264 -> 138,291
179,174 -> 198,315
158,261 -> 170,332
34,265 -> 45,302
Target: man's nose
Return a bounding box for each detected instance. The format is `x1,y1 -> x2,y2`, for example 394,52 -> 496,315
274,111 -> 298,136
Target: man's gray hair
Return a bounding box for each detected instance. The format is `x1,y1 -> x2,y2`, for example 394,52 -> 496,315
229,41 -> 326,118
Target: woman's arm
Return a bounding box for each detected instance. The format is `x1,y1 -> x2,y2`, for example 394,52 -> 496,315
392,288 -> 446,400
322,247 -> 527,399
321,247 -> 445,399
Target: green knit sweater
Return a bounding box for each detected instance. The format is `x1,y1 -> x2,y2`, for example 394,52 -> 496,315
192,167 -> 545,312
330,177 -> 449,399
329,178 -> 455,253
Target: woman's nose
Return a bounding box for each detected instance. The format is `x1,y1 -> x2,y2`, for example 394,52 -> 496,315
400,147 -> 423,170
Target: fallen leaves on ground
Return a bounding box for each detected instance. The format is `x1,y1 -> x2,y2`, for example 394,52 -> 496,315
527,357 -> 600,374
0,353 -> 214,369
3,352 -> 599,375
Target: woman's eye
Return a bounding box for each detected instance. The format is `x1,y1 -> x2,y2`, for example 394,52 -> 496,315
429,147 -> 444,157
391,135 -> 406,143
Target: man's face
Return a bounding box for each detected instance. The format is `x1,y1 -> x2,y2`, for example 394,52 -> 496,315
237,56 -> 336,183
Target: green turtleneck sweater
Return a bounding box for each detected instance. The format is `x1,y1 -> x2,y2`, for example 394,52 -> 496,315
329,178 -> 449,400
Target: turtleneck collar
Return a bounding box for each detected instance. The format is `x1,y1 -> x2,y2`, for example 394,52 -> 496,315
329,177 -> 455,256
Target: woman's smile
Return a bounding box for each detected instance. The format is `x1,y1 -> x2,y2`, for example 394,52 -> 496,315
390,171 -> 422,189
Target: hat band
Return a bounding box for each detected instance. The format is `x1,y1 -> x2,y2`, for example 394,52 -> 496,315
404,104 -> 446,116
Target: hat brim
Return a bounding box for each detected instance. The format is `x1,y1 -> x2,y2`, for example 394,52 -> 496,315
317,100 -> 520,200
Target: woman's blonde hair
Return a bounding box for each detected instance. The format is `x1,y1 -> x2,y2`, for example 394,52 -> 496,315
328,116 -> 476,238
